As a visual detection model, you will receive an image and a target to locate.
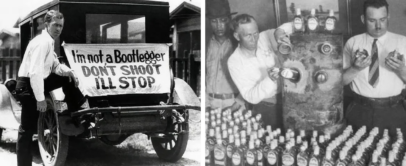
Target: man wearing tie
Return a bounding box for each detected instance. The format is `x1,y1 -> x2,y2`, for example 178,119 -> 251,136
343,0 -> 406,136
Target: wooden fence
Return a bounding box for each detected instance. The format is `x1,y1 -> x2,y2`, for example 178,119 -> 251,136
0,47 -> 21,83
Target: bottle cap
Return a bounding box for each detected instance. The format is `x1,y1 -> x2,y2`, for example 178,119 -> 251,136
216,139 -> 222,145
228,128 -> 233,135
266,125 -> 272,133
222,131 -> 228,139
329,9 -> 334,17
255,139 -> 261,147
311,9 -> 316,16
235,139 -> 241,147
319,135 -> 325,143
313,130 -> 318,138
249,141 -> 255,149
209,129 -> 215,137
296,136 -> 302,144
300,130 -> 305,138
279,136 -> 285,143
254,123 -> 259,131
339,151 -> 346,160
314,146 -> 320,155
296,8 -> 301,15
229,135 -> 235,143
229,121 -> 234,127
256,114 -> 262,122
352,154 -> 358,161
300,145 -> 306,151
271,139 -> 278,149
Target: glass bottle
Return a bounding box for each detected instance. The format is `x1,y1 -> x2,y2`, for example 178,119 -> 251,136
256,139 -> 264,166
297,145 -> 309,166
265,139 -> 279,166
214,138 -> 227,166
309,146 -> 321,166
246,141 -> 258,166
232,139 -> 244,166
321,148 -> 335,166
206,128 -> 216,166
307,9 -> 319,33
281,143 -> 295,166
226,135 -> 236,166
324,9 -> 337,34
336,150 -> 350,166
293,8 -> 305,33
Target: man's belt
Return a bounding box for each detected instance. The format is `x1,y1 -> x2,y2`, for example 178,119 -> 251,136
353,93 -> 403,107
208,93 -> 238,100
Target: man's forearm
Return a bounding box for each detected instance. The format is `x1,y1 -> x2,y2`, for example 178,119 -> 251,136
343,67 -> 360,85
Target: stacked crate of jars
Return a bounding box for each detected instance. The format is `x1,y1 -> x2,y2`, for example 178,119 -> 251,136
205,108 -> 406,166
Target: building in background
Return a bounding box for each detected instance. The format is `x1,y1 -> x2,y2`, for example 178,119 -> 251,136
0,21 -> 21,82
170,1 -> 201,96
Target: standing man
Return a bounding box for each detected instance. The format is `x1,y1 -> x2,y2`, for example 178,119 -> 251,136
228,14 -> 283,129
343,0 -> 406,136
206,0 -> 243,110
16,10 -> 84,166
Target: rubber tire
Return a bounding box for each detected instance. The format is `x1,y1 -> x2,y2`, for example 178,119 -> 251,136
99,134 -> 129,146
151,109 -> 189,162
38,97 -> 69,166
0,128 -> 3,142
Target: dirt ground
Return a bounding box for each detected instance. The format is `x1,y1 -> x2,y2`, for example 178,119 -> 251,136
0,110 -> 201,166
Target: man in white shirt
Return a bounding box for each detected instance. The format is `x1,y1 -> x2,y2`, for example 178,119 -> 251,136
228,14 -> 282,129
343,0 -> 406,136
15,10 -> 83,166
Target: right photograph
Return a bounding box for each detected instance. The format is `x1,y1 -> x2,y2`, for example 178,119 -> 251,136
205,0 -> 406,165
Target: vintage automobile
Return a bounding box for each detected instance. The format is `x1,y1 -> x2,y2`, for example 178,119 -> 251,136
0,0 -> 200,166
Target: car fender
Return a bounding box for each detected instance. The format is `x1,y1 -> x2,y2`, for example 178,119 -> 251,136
173,78 -> 200,108
0,84 -> 21,130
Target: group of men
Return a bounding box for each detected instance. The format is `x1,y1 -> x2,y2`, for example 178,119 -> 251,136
206,0 -> 406,136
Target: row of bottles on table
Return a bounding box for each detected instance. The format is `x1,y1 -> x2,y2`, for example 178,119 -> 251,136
292,8 -> 338,34
206,112 -> 406,166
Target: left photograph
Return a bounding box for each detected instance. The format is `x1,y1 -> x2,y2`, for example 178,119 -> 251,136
0,0 -> 201,166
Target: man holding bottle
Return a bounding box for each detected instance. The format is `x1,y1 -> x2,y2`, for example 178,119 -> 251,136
228,14 -> 283,129
343,0 -> 406,136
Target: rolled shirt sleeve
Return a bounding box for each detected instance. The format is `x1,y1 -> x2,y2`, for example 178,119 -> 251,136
52,52 -> 72,77
228,48 -> 278,104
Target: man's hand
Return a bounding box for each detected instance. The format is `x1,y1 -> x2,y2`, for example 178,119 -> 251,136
274,28 -> 291,45
352,53 -> 371,71
268,68 -> 280,81
37,100 -> 47,112
385,56 -> 406,74
68,70 -> 79,87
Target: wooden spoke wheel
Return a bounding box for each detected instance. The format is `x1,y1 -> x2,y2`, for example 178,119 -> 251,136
151,109 -> 189,162
38,97 -> 69,166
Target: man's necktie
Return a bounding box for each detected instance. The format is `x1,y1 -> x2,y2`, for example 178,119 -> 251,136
368,39 -> 379,87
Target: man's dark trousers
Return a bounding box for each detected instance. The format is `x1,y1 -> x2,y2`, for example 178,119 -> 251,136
16,74 -> 83,166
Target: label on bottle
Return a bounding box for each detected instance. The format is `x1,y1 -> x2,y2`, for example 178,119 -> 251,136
309,157 -> 319,166
297,155 -> 308,166
257,150 -> 263,165
214,146 -> 225,165
206,144 -> 210,157
325,18 -> 335,31
294,18 -> 303,30
227,145 -> 234,157
246,151 -> 255,165
232,152 -> 241,165
322,161 -> 333,166
308,18 -> 318,31
282,154 -> 295,166
267,151 -> 277,165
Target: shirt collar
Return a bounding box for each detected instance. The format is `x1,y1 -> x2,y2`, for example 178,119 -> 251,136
365,31 -> 390,44
42,29 -> 54,43
211,35 -> 231,45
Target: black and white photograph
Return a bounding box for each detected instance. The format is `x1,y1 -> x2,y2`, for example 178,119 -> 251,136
205,0 -> 406,166
0,0 -> 201,166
